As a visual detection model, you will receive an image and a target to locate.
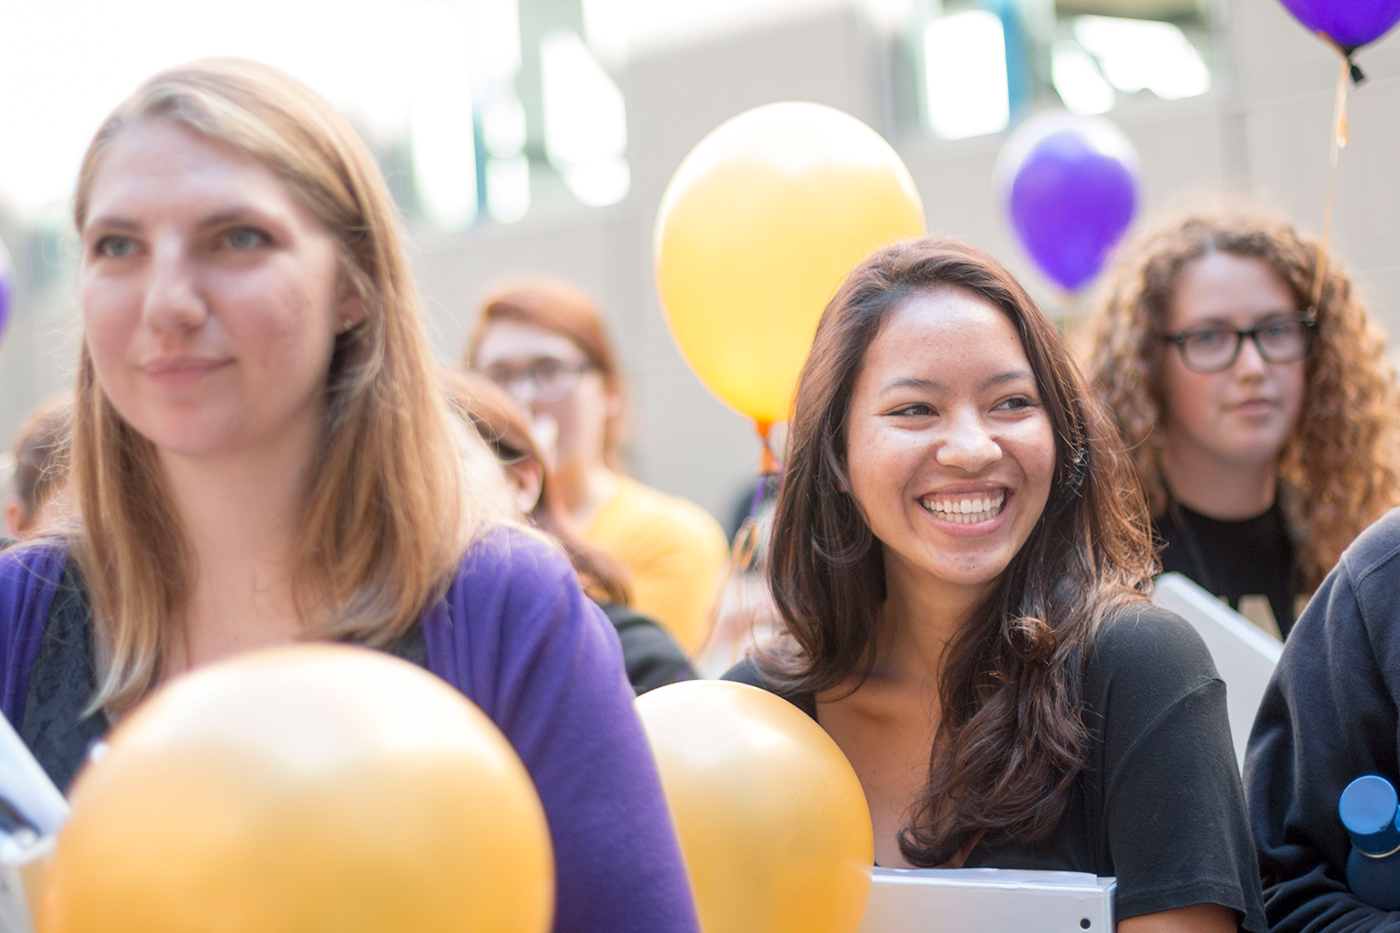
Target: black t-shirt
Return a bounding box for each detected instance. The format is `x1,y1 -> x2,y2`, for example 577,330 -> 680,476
1155,498 -> 1299,639
724,604 -> 1266,932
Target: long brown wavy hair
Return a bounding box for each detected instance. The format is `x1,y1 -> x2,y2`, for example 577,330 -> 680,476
1085,204 -> 1400,590
759,237 -> 1155,867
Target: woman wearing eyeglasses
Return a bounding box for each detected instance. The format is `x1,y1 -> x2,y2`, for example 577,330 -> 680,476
1086,205 -> 1400,639
466,282 -> 729,655
441,368 -> 695,694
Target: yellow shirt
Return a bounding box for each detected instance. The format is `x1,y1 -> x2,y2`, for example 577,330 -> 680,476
585,476 -> 730,656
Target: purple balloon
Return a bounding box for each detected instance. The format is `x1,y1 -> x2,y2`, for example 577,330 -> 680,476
0,238 -> 11,347
1276,0 -> 1400,50
1007,130 -> 1138,293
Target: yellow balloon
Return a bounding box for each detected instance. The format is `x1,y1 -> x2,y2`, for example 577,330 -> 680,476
39,645 -> 554,933
655,102 -> 926,427
636,681 -> 873,933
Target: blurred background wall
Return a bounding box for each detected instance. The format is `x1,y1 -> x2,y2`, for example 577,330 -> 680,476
2,0 -> 1397,525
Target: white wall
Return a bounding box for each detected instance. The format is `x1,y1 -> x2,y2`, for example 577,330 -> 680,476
413,0 -> 1400,523
4,0 -> 1399,527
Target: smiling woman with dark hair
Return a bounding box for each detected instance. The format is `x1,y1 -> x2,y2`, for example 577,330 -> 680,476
726,237 -> 1264,933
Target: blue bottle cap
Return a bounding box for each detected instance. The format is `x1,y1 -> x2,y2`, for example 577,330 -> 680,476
1340,775 -> 1400,856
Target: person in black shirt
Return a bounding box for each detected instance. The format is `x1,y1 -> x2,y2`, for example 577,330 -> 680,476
443,368 -> 694,694
1086,205 -> 1400,639
1155,498 -> 1298,638
725,238 -> 1264,932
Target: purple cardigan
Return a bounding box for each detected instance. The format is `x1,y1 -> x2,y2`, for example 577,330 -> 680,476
0,530 -> 699,933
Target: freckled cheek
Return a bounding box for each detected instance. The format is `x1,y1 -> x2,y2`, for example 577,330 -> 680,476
845,425 -> 926,504
1006,422 -> 1057,503
81,281 -> 142,384
222,286 -> 336,375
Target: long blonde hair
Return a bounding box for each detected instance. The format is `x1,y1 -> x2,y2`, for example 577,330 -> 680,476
1086,203 -> 1400,590
71,59 -> 505,712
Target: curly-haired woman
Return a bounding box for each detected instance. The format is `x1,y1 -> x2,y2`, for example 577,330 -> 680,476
1085,205 -> 1400,639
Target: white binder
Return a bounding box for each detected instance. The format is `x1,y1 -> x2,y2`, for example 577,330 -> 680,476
858,868 -> 1115,933
0,712 -> 68,933
1150,572 -> 1282,769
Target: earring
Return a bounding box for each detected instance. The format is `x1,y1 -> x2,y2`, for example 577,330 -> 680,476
341,317 -> 355,333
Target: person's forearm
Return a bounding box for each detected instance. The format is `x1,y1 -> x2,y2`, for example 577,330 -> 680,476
1118,903 -> 1237,933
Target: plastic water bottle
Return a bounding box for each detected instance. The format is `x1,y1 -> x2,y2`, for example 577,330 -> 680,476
1340,774 -> 1400,910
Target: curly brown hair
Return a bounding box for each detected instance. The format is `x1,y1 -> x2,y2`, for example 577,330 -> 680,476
1085,204 -> 1400,590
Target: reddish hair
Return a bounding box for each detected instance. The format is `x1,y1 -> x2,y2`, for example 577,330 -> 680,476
465,280 -> 627,467
441,368 -> 631,605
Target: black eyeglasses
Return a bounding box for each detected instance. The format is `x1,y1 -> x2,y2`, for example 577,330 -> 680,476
1161,316 -> 1316,373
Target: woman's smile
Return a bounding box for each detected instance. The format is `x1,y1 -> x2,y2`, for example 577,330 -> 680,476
844,287 -> 1056,593
138,354 -> 233,390
918,487 -> 1009,530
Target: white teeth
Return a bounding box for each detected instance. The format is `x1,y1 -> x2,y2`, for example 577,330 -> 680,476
919,493 -> 1006,522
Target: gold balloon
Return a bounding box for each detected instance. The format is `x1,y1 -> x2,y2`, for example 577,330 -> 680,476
636,680 -> 873,933
39,645 -> 554,933
654,102 -> 926,429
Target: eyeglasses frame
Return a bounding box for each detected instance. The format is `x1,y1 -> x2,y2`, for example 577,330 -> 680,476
481,359 -> 598,403
1160,315 -> 1317,374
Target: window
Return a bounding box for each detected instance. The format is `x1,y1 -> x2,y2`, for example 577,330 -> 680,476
914,0 -> 1216,139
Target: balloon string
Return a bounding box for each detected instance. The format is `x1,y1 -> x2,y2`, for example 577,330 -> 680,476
756,420 -> 780,476
1310,53 -> 1350,315
695,511 -> 764,670
694,422 -> 783,670
749,473 -> 769,521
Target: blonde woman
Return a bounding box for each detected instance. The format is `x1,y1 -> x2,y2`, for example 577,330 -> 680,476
1086,206 -> 1400,638
0,59 -> 698,933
